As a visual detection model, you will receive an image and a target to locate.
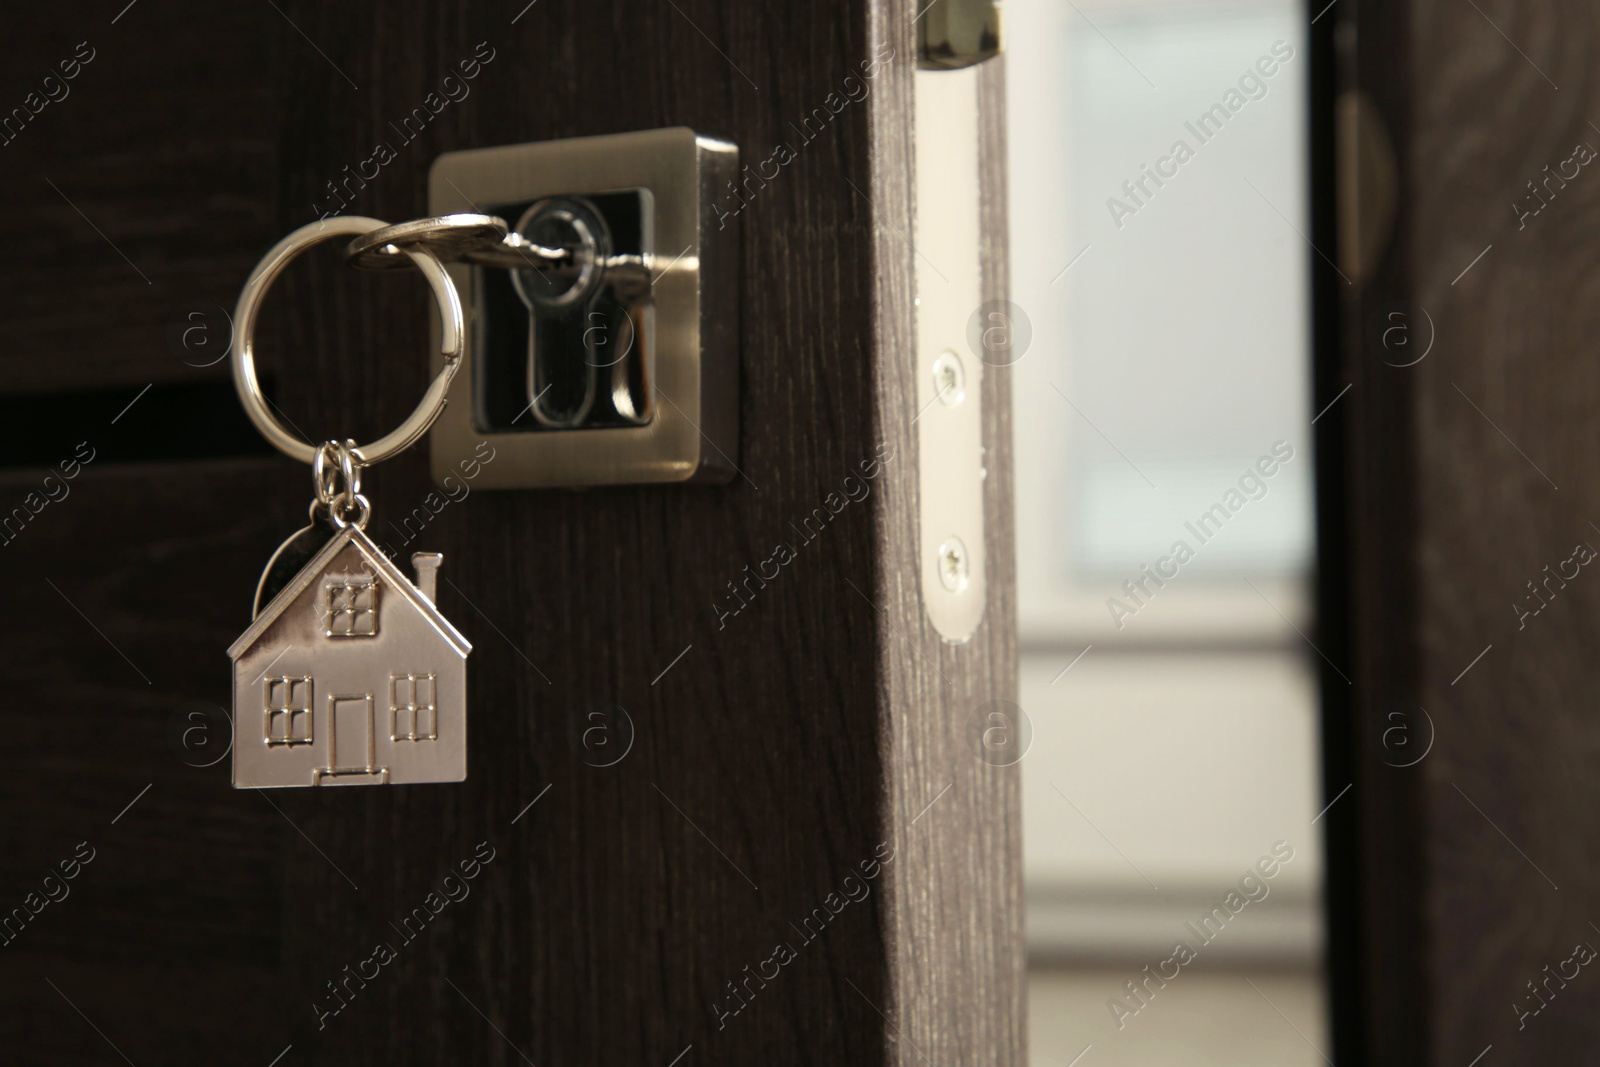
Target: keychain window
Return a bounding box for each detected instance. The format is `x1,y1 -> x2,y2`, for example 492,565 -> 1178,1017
325,574 -> 378,637
264,677 -> 314,747
391,674 -> 438,742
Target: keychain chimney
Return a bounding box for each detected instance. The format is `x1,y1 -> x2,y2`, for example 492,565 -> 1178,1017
412,552 -> 442,603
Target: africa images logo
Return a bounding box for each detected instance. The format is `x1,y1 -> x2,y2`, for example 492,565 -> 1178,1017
1105,442 -> 1295,629
1104,40 -> 1296,229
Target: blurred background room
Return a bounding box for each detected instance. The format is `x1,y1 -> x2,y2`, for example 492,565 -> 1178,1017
1004,0 -> 1328,1062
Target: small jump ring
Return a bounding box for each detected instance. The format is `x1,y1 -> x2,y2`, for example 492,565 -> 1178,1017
231,216 -> 465,467
312,439 -> 364,510
313,445 -> 336,507
328,493 -> 372,531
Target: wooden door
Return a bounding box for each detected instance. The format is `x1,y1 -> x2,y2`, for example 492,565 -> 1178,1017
1317,0 -> 1600,1061
0,3 -> 1019,1065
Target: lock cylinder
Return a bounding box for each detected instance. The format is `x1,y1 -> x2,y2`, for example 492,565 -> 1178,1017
423,128 -> 741,489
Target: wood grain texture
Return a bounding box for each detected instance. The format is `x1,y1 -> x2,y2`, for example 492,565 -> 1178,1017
0,2 -> 1021,1065
274,4 -> 886,1062
1334,0 -> 1600,1061
0,459 -> 302,1063
1411,0 -> 1600,1058
868,15 -> 1024,1063
0,6 -> 281,395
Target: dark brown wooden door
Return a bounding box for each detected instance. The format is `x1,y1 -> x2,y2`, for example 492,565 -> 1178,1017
1317,0 -> 1600,1062
0,3 -> 1019,1065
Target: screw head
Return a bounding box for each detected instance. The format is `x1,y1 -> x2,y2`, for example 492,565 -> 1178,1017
932,350 -> 967,406
937,537 -> 970,593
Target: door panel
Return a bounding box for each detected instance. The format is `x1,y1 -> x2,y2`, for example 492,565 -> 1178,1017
1322,0 -> 1600,1062
0,3 -> 1020,1065
0,461 -> 294,1063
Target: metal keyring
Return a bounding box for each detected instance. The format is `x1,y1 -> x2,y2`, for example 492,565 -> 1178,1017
231,216 -> 464,466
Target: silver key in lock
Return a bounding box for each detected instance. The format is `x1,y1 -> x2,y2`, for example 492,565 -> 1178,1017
508,198 -> 652,429
345,199 -> 656,432
350,129 -> 740,489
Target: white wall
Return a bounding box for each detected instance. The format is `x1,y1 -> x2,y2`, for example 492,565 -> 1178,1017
1004,0 -> 1323,968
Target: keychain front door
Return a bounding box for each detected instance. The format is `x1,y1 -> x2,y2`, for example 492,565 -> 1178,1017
226,217 -> 474,789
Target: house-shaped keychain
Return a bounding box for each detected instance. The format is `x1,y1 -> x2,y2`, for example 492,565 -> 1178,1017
228,525 -> 471,788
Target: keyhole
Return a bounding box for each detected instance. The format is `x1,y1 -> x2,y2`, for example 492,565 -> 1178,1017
510,201 -> 605,312
512,200 -> 609,428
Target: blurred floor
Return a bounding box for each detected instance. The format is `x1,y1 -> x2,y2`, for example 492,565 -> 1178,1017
1029,965 -> 1327,1067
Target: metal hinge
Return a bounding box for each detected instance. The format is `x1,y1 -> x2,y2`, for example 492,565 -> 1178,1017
1336,90 -> 1397,289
